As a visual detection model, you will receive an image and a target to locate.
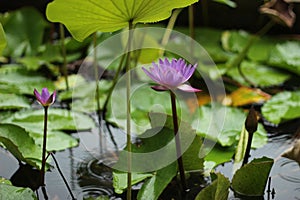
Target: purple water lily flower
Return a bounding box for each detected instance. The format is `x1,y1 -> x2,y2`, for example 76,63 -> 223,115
34,88 -> 56,107
142,58 -> 201,92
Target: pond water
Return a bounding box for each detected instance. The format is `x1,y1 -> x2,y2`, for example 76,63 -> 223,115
0,119 -> 299,200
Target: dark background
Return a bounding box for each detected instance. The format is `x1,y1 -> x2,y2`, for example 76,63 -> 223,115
0,0 -> 299,34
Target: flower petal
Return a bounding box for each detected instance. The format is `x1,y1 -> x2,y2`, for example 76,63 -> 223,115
33,89 -> 43,104
177,84 -> 201,92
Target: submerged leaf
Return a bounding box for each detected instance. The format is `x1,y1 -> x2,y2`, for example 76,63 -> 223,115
46,0 -> 198,41
231,157 -> 274,196
262,91 -> 300,124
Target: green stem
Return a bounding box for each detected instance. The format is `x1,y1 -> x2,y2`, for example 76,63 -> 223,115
160,9 -> 182,56
226,21 -> 275,86
170,91 -> 187,191
93,33 -> 104,152
40,107 -> 48,186
201,0 -> 209,26
59,23 -> 69,91
189,5 -> 195,57
126,21 -> 134,200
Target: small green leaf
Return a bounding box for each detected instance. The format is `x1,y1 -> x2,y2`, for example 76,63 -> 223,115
112,171 -> 153,194
231,157 -> 274,196
46,0 -> 198,41
262,91 -> 300,124
234,125 -> 248,165
182,135 -> 203,171
195,173 -> 230,200
0,124 -> 43,169
137,162 -> 177,200
221,30 -> 250,53
0,93 -> 30,110
0,184 -> 37,200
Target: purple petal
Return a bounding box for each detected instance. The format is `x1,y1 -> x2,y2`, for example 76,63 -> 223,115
33,88 -> 43,104
142,67 -> 161,83
46,90 -> 56,105
177,84 -> 201,92
41,88 -> 50,104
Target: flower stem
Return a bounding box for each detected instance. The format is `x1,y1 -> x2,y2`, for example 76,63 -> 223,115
40,106 -> 48,186
126,21 -> 134,200
189,4 -> 195,57
50,152 -> 76,200
59,23 -> 69,91
170,91 -> 187,191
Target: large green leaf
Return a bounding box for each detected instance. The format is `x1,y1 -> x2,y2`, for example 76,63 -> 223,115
2,108 -> 96,133
227,61 -> 291,87
231,157 -> 274,196
268,41 -> 300,75
2,7 -> 48,57
195,173 -> 230,200
0,183 -> 37,200
137,162 -> 177,200
0,124 -> 42,169
0,93 -> 30,110
261,91 -> 300,124
0,23 -> 6,55
46,0 -> 198,41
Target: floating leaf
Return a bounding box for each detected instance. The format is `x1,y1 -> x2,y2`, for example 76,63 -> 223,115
54,74 -> 86,91
0,93 -> 30,110
2,7 -> 48,57
29,131 -> 78,152
0,124 -> 43,169
137,162 -> 177,200
46,0 -> 198,41
228,87 -> 271,106
0,68 -> 55,95
0,184 -> 37,200
227,61 -> 291,87
268,41 -> 300,75
221,30 -> 249,53
261,91 -> 300,124
2,108 -> 96,132
195,105 -> 267,147
231,157 -> 274,196
113,171 -> 153,194
195,173 -> 230,200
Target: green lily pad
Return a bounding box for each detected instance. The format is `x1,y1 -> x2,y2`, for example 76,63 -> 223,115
227,61 -> 290,87
195,105 -> 267,147
0,68 -> 55,95
2,108 -> 96,133
231,157 -> 274,196
29,131 -> 78,152
113,171 -> 153,194
137,162 -> 177,200
2,7 -> 48,57
261,91 -> 300,124
46,0 -> 198,41
0,93 -> 30,110
221,30 -> 250,53
268,41 -> 300,75
195,173 -> 230,200
0,123 -> 43,169
0,184 -> 37,200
